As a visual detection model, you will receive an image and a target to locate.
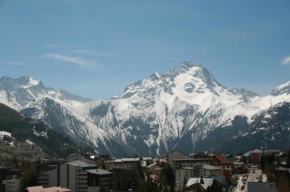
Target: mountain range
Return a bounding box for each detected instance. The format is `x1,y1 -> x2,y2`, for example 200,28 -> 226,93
0,61 -> 289,157
0,103 -> 78,158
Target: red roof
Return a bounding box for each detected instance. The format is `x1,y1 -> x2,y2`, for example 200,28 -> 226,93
214,154 -> 228,163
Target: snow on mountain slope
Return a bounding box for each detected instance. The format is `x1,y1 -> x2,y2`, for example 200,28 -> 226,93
72,61 -> 290,156
0,75 -> 92,110
1,62 -> 290,157
216,101 -> 290,153
271,81 -> 290,96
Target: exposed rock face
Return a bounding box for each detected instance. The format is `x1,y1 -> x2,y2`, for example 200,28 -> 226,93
1,62 -> 289,157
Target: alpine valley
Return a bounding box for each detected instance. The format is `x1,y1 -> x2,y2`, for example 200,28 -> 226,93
1,61 -> 290,157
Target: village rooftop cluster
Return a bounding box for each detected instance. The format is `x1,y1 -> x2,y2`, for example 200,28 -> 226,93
1,148 -> 290,192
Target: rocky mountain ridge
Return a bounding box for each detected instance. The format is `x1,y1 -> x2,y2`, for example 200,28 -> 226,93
0,61 -> 289,157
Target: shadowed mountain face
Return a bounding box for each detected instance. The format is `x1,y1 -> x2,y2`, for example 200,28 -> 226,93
0,103 -> 78,158
1,61 -> 290,157
216,102 -> 290,153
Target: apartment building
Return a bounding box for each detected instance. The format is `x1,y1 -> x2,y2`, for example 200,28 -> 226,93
175,164 -> 223,191
38,160 -> 114,192
105,158 -> 141,170
2,179 -> 20,192
173,158 -> 215,169
167,149 -> 190,168
194,164 -> 222,177
175,167 -> 194,191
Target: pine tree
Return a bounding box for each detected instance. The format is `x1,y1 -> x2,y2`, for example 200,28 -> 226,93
0,179 -> 3,192
116,178 -> 122,191
170,183 -> 175,192
248,155 -> 252,164
100,185 -> 105,192
286,149 -> 290,168
19,161 -> 38,191
276,157 -> 281,167
136,172 -> 159,192
166,164 -> 175,187
260,155 -> 265,172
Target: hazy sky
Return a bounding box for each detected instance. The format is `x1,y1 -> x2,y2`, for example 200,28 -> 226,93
0,0 -> 290,100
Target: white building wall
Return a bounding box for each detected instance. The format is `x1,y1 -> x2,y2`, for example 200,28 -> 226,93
199,168 -> 223,177
2,179 -> 20,192
76,168 -> 87,192
48,169 -> 57,187
175,169 -> 194,192
69,165 -> 76,192
176,160 -> 212,169
60,164 -> 68,189
168,150 -> 189,168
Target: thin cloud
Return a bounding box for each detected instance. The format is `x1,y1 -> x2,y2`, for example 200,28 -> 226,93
1,62 -> 24,66
44,44 -> 63,48
43,53 -> 101,69
73,50 -> 118,58
281,55 -> 290,65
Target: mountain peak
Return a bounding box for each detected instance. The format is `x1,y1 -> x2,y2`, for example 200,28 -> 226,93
180,61 -> 202,70
0,75 -> 43,90
149,72 -> 161,81
272,81 -> 290,96
20,75 -> 41,89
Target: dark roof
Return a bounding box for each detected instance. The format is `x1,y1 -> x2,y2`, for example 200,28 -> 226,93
167,149 -> 188,156
247,182 -> 278,192
66,153 -> 79,158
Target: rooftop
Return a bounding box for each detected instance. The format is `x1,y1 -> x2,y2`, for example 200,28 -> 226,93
176,167 -> 194,170
214,154 -> 228,163
251,149 -> 263,153
26,186 -> 70,192
202,165 -> 222,170
121,158 -> 141,162
66,160 -> 97,168
186,178 -> 214,190
86,169 -> 113,175
247,182 -> 278,192
274,167 -> 290,171
173,158 -> 213,162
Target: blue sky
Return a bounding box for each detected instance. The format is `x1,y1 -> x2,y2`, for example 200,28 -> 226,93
0,0 -> 290,99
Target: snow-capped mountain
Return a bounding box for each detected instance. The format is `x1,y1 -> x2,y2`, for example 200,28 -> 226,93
0,75 -> 92,110
1,62 -> 290,157
216,101 -> 290,153
0,103 -> 79,158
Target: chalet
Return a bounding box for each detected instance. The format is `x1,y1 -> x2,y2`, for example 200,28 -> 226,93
249,149 -> 263,164
146,163 -> 162,182
212,154 -> 233,169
